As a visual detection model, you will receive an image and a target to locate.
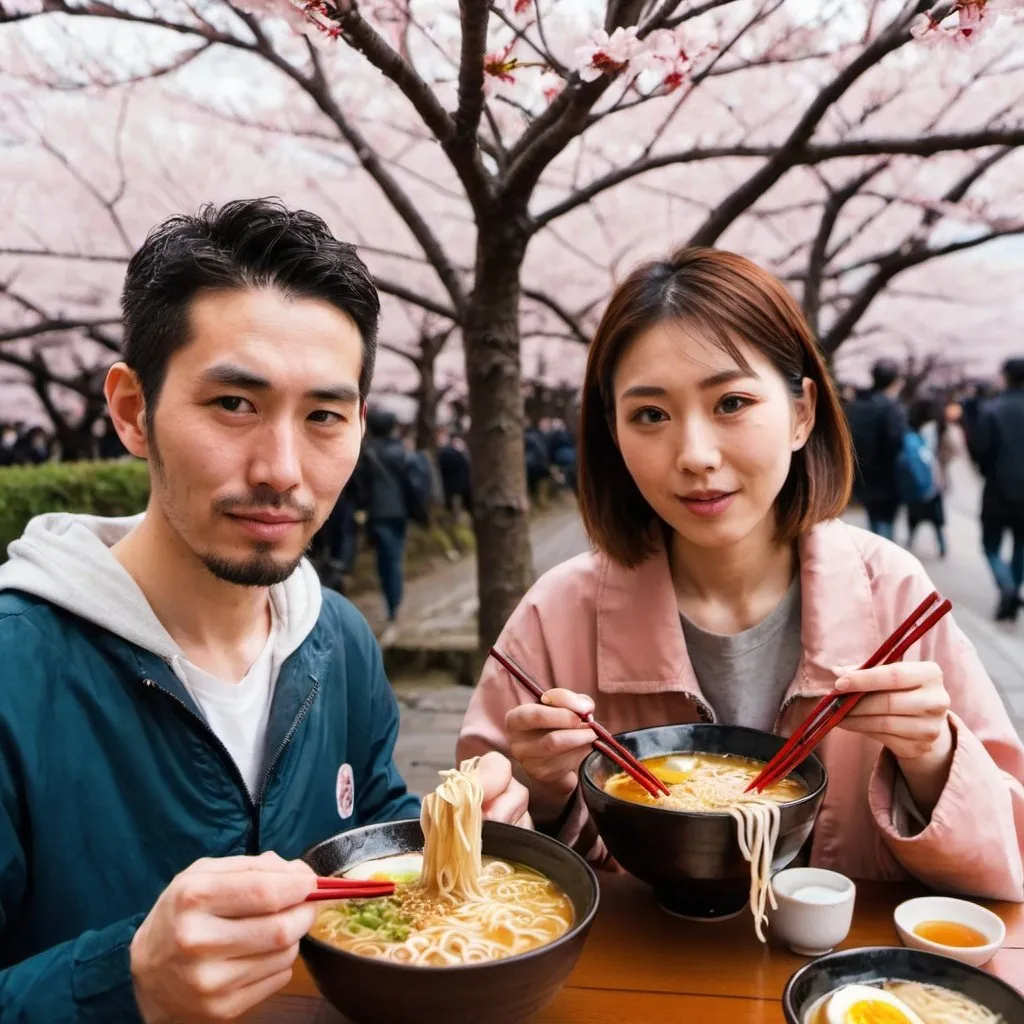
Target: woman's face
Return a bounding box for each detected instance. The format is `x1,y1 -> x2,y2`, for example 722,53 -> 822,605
612,320 -> 816,551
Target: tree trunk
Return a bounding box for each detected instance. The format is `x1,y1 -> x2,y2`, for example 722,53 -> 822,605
463,227 -> 533,652
415,348 -> 438,458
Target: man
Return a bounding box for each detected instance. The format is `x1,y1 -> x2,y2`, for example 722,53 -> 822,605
350,408 -> 416,646
844,358 -> 907,540
0,199 -> 527,1023
970,357 -> 1024,621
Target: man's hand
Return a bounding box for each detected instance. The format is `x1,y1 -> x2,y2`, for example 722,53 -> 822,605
476,751 -> 533,829
130,851 -> 318,1023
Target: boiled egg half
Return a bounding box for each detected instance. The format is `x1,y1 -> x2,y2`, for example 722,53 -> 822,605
825,984 -> 925,1024
656,755 -> 697,784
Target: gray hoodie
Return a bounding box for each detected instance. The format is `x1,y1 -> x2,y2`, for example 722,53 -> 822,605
0,512 -> 323,689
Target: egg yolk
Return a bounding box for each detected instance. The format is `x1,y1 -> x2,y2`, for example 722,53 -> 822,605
845,1002 -> 913,1024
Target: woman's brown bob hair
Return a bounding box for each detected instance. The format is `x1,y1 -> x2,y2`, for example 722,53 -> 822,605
577,247 -> 854,567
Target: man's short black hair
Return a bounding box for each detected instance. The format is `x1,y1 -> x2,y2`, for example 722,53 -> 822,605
871,358 -> 900,391
121,198 -> 380,420
1002,358 -> 1024,389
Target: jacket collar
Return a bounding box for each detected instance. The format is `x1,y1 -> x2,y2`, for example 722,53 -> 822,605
595,519 -> 883,704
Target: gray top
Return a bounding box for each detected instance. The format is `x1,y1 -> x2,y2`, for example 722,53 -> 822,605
679,580 -> 803,732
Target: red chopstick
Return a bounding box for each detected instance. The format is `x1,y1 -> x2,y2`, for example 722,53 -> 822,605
746,592 -> 952,793
488,646 -> 671,799
304,877 -> 396,903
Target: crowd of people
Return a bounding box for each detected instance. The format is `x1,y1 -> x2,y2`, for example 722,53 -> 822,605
312,409 -> 577,641
0,414 -> 128,466
843,357 -> 1024,622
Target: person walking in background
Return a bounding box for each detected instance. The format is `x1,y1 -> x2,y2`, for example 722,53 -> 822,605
437,427 -> 472,518
545,417 -> 578,494
319,478 -> 360,593
845,359 -> 906,540
352,408 -> 421,645
0,423 -> 19,466
524,420 -> 550,500
970,358 -> 1024,623
903,399 -> 946,559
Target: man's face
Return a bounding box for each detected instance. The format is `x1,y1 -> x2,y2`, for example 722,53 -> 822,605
145,287 -> 364,587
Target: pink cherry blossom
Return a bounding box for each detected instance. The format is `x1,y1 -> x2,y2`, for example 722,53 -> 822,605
484,42 -> 518,84
513,0 -> 532,14
573,26 -> 641,82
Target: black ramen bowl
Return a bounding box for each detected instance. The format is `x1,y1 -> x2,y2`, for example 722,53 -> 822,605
299,819 -> 599,1024
580,723 -> 826,920
782,946 -> 1024,1023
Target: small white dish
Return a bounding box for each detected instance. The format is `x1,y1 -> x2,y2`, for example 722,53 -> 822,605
894,895 -> 1005,968
770,868 -> 856,957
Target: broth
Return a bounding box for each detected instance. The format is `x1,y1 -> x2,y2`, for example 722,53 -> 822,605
913,920 -> 989,948
309,853 -> 574,966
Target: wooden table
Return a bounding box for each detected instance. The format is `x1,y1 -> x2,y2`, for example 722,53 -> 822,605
246,874 -> 1024,1023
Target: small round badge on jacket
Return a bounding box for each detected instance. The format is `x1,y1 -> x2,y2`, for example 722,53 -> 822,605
336,763 -> 355,820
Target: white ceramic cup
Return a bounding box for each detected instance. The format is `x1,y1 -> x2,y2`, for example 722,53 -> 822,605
894,895 -> 1006,968
769,867 -> 856,957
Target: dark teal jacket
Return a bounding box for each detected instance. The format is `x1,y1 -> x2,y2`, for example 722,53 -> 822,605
0,589 -> 421,1022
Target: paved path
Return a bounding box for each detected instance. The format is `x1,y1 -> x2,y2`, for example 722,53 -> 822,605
386,462 -> 1023,796
351,500 -> 589,650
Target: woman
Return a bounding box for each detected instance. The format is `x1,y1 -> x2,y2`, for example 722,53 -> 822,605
458,248 -> 1024,900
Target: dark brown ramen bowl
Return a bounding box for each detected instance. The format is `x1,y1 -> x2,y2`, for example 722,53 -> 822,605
299,819 -> 599,1024
783,946 -> 1024,1023
580,723 -> 826,920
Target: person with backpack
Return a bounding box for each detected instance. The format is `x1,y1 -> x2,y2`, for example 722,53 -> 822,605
902,399 -> 946,558
844,359 -> 907,540
970,358 -> 1024,622
352,408 -> 430,644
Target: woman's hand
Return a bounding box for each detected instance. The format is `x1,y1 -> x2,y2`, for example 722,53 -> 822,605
475,751 -> 532,829
505,689 -> 597,821
834,661 -> 955,814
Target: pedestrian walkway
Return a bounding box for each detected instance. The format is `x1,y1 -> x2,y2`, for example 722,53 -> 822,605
351,498 -> 589,651
383,463 -> 1022,795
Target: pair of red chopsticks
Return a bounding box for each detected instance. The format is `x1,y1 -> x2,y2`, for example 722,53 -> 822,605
304,877 -> 396,903
746,591 -> 952,794
488,646 -> 671,799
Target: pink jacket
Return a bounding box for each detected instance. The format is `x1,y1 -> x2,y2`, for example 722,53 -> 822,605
458,520 -> 1024,901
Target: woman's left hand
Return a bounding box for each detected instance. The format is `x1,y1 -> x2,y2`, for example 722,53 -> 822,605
476,751 -> 534,830
833,660 -> 954,813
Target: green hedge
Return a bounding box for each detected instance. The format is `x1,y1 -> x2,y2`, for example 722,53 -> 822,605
0,460 -> 151,560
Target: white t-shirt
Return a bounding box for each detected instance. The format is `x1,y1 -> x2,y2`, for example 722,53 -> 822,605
176,616 -> 278,799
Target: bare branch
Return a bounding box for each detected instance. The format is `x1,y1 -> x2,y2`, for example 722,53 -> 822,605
521,288 -> 591,346
687,2 -> 926,246
453,0 -> 490,149
327,1 -> 492,215
0,318 -> 121,345
373,277 -> 458,321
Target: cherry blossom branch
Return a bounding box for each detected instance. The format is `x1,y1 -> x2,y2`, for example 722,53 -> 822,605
532,125 -> 1024,231
293,41 -> 468,313
803,161 -> 891,335
819,149 -> 1021,354
324,1 -> 492,215
505,0 -> 651,201
662,0 -> 744,29
687,0 -> 928,246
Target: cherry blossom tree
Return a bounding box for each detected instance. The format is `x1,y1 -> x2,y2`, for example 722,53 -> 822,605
2,0 -> 1023,648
